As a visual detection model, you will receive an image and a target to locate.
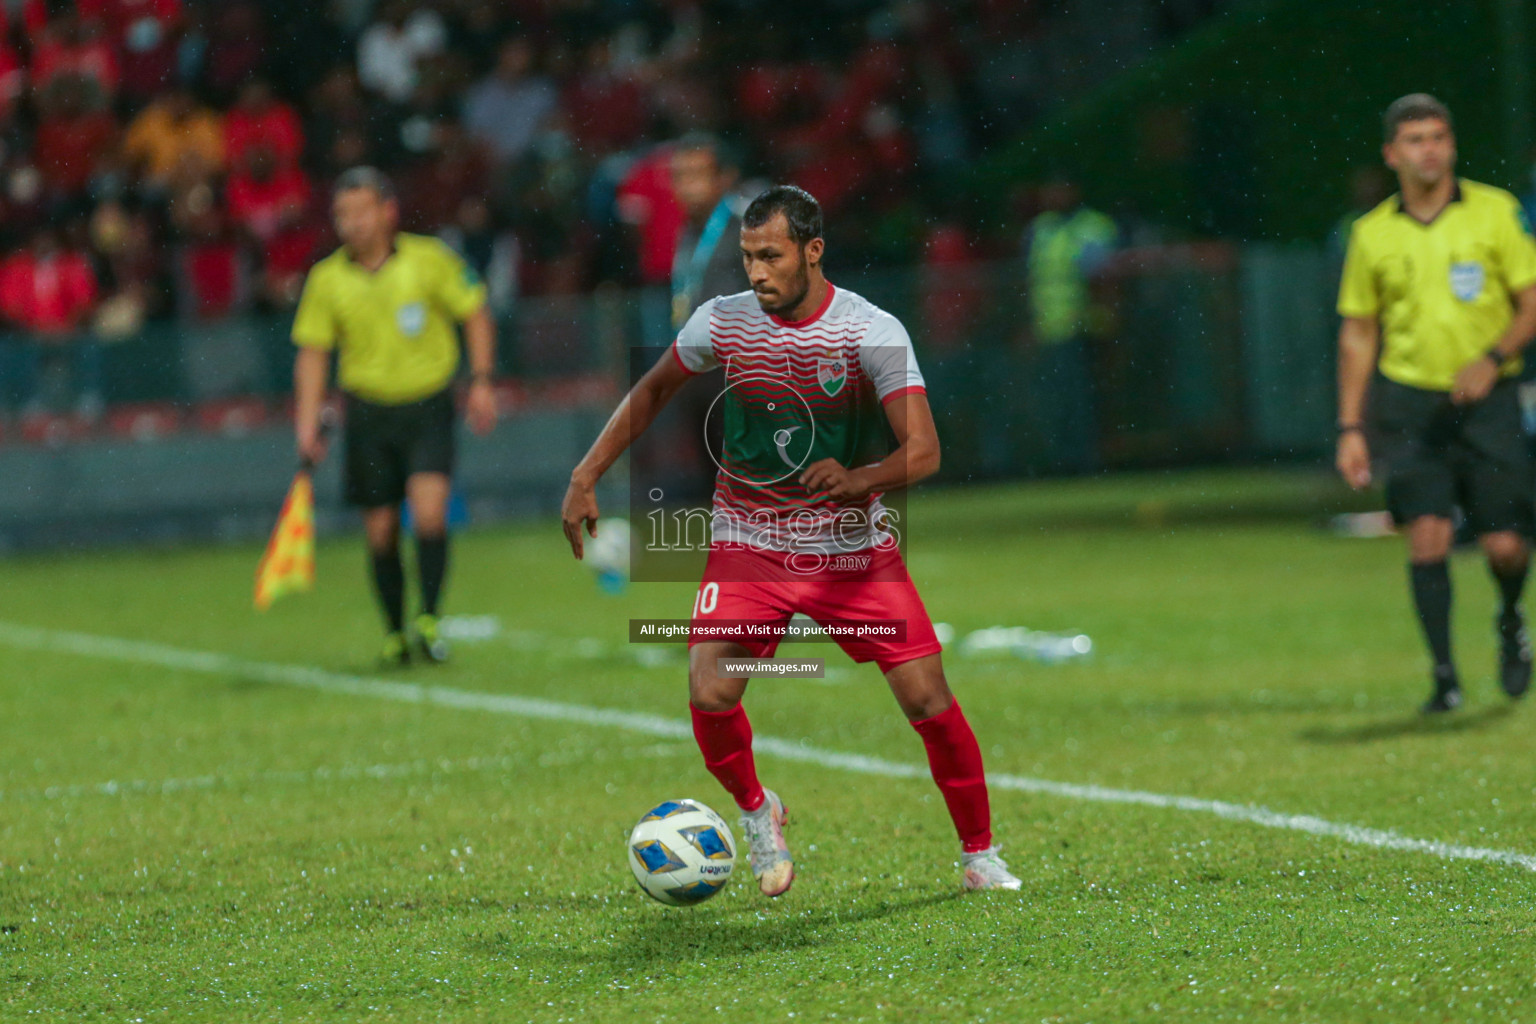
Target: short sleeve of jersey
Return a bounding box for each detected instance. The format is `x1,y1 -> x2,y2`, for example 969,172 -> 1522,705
1336,220 -> 1378,318
859,312 -> 926,402
430,240 -> 489,321
671,300 -> 718,374
292,264 -> 336,349
1497,197 -> 1536,293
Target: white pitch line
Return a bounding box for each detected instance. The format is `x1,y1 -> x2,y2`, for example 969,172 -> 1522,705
0,745 -> 694,805
0,755 -> 518,803
3,620 -> 1534,873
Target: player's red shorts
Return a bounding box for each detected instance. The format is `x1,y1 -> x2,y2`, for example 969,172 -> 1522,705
687,542 -> 943,673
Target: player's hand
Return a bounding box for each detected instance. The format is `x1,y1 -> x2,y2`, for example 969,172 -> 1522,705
466,378 -> 498,436
1335,431 -> 1372,490
561,476 -> 600,559
799,458 -> 870,501
1451,357 -> 1498,405
297,422 -> 328,468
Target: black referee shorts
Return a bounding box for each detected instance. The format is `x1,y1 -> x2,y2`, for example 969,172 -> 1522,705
343,389 -> 457,508
1372,376 -> 1534,536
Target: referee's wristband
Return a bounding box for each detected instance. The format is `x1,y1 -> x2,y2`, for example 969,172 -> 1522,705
1484,349 -> 1508,369
1337,423 -> 1365,437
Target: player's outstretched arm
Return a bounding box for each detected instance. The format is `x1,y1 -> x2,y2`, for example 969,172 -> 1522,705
799,392 -> 941,500
561,350 -> 693,559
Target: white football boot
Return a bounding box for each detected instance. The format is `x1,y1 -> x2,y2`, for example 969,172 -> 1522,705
740,789 -> 794,897
962,845 -> 1022,891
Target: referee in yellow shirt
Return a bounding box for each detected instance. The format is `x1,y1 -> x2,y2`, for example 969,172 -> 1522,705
1337,95 -> 1536,712
292,167 -> 498,665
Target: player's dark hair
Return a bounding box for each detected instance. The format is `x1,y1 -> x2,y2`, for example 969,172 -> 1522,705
334,165 -> 397,203
1383,94 -> 1453,143
742,185 -> 823,247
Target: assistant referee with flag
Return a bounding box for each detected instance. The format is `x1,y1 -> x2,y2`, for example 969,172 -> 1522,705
292,167 -> 498,665
1337,94 -> 1536,713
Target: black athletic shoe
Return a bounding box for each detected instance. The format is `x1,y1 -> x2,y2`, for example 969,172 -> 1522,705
1498,611 -> 1532,699
1422,666 -> 1462,715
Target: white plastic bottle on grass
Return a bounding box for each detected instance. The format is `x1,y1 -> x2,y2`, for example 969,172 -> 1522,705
957,626 -> 1092,664
585,518 -> 632,594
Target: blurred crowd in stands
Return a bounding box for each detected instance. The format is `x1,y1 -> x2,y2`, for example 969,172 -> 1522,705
0,0 -> 1058,422
0,0 -> 1219,427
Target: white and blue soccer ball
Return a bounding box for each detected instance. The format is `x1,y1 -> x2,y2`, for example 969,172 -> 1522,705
626,798 -> 736,906
586,517 -> 631,593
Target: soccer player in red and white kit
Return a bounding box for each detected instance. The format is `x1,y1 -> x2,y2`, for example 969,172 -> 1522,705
561,186 -> 1021,894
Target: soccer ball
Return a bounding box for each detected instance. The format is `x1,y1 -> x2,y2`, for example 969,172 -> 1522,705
585,517 -> 631,592
626,798 -> 736,906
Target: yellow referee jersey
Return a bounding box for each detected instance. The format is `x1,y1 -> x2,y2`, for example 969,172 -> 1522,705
292,233 -> 487,404
1338,179 -> 1536,392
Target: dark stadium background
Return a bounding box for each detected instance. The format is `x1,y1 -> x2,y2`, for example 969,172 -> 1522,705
0,0 -> 1526,547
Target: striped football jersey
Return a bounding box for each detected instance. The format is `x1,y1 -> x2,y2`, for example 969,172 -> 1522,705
671,284 -> 926,553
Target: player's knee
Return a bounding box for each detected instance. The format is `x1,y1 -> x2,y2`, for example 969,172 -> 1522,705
364,522 -> 399,553
1483,532 -> 1528,572
408,502 -> 448,535
899,690 -> 953,722
688,673 -> 741,712
1407,523 -> 1452,562
413,520 -> 448,541
687,652 -> 743,712
888,658 -> 954,721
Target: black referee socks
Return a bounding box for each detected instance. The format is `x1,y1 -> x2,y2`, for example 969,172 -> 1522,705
1491,560 -> 1529,622
371,549 -> 407,634
417,535 -> 448,617
1409,560 -> 1454,672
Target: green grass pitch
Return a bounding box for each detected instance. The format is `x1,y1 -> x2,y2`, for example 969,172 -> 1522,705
2,468 -> 1534,1022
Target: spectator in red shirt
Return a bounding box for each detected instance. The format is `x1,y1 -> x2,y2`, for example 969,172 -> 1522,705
920,220 -> 984,355
0,226 -> 103,418
32,14 -> 120,108
224,79 -> 304,172
78,0 -> 182,102
226,145 -> 317,307
35,76 -> 120,199
228,147 -> 310,242
614,144 -> 684,288
0,32 -> 25,122
177,202 -> 243,322
1,228 -> 100,337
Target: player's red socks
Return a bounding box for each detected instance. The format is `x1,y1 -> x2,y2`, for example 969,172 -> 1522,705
912,700 -> 993,852
690,703 -> 766,812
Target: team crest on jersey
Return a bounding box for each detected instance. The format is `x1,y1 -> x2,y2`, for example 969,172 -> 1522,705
396,302 -> 427,337
816,357 -> 847,396
1450,261 -> 1485,302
